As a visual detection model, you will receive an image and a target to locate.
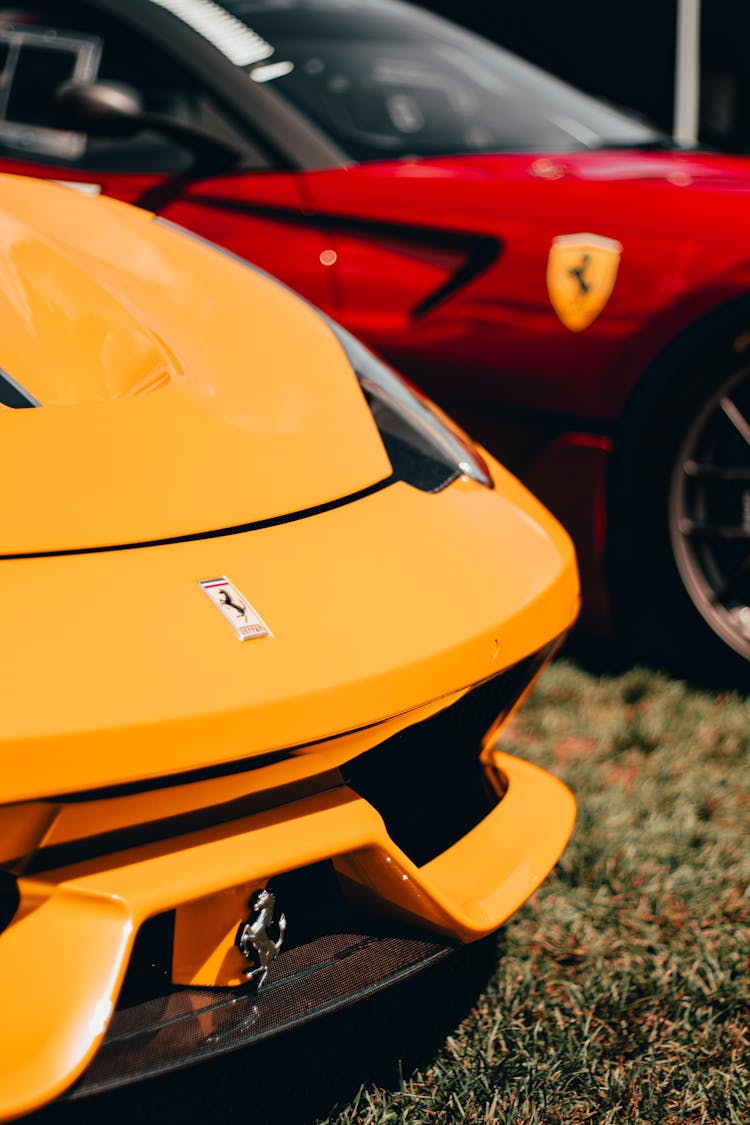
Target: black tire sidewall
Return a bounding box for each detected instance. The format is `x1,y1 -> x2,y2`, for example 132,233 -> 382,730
607,309 -> 750,684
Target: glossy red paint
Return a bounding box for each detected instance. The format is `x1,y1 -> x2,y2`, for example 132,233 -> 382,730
158,151 -> 750,417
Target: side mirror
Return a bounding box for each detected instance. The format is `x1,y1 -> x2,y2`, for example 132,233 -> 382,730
54,81 -> 146,139
53,79 -> 242,170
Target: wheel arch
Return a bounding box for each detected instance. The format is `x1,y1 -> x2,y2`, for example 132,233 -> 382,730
605,290 -> 750,679
613,290 -> 750,450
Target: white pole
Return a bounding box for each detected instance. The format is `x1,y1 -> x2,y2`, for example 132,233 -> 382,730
674,0 -> 701,145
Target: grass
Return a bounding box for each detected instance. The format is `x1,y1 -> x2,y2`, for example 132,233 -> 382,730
315,661 -> 750,1125
36,660 -> 749,1125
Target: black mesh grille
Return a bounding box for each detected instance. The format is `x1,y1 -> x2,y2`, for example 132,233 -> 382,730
342,646 -> 552,866
69,863 -> 451,1098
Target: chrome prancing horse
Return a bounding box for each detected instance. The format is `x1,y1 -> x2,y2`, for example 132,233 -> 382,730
235,888 -> 286,990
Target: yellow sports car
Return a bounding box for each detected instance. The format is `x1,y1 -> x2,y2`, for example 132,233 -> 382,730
0,175 -> 578,1117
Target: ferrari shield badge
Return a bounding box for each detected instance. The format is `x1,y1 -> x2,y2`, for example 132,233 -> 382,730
547,233 -> 623,332
199,577 -> 272,641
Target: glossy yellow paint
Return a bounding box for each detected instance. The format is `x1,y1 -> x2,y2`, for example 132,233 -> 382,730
173,884 -> 258,987
0,699 -> 448,869
0,175 -> 581,1119
1,471 -> 576,802
0,206 -> 171,406
0,175 -> 391,553
1,750 -> 573,1120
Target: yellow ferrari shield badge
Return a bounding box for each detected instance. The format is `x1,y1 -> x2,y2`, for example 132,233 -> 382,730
547,233 -> 623,332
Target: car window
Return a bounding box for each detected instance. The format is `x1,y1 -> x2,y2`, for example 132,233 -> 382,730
215,0 -> 664,160
0,3 -> 259,171
0,27 -> 102,159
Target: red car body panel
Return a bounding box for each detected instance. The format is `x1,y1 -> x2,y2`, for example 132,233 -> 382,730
149,149 -> 750,419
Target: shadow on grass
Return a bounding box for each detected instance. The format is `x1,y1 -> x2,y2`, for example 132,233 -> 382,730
32,936 -> 500,1125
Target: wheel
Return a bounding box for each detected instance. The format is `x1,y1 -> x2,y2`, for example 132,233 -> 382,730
670,363 -> 750,668
607,324 -> 750,685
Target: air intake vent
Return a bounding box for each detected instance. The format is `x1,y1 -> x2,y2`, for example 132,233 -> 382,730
342,645 -> 553,866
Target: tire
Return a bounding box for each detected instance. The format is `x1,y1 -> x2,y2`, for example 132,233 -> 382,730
607,319 -> 750,686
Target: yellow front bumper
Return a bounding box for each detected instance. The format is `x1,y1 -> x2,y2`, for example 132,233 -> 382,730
0,748 -> 573,1120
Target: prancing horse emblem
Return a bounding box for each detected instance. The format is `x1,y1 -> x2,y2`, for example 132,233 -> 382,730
236,888 -> 286,990
546,233 -> 623,332
568,252 -> 592,295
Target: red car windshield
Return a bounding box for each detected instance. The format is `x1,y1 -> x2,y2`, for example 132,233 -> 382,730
216,0 -> 664,161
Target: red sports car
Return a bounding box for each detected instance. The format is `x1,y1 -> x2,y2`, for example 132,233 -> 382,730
0,0 -> 748,682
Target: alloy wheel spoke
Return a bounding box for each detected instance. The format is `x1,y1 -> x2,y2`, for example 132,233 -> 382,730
684,459 -> 750,481
679,519 -> 750,541
720,395 -> 750,447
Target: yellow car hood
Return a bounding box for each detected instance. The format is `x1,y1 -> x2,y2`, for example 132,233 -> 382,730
0,176 -> 391,554
1,472 -> 577,802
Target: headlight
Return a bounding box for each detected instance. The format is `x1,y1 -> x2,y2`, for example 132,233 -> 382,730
328,321 -> 493,493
